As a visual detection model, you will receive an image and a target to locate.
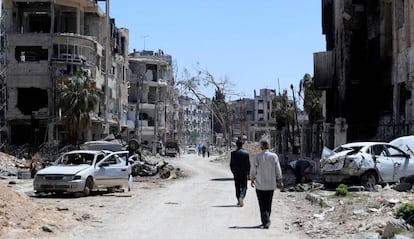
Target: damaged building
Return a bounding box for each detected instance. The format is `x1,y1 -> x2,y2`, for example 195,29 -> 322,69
314,0 -> 414,148
0,0 -> 129,147
127,49 -> 175,154
174,95 -> 212,147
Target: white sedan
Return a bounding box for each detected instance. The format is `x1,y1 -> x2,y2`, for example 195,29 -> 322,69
320,142 -> 413,190
33,150 -> 132,196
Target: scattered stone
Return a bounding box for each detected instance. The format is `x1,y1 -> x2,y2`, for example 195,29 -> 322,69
392,183 -> 412,192
306,193 -> 332,208
40,225 -> 53,233
387,198 -> 400,205
361,232 -> 380,239
56,207 -> 69,211
81,213 -> 92,220
353,208 -> 366,215
381,219 -> 408,239
347,186 -> 365,192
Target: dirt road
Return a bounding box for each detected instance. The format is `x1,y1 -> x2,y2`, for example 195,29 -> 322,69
36,154 -> 308,239
4,150 -> 414,239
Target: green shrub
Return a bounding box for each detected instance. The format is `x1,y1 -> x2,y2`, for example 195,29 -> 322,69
335,184 -> 348,196
395,203 -> 414,224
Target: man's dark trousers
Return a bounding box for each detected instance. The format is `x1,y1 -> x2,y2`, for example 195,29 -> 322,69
255,189 -> 274,225
233,174 -> 248,200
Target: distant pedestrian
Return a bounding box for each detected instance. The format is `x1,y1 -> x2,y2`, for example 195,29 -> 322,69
289,159 -> 314,185
202,144 -> 207,157
230,140 -> 250,207
250,139 -> 284,229
197,144 -> 202,156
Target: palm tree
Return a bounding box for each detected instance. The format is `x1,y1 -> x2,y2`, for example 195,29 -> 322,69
56,72 -> 99,145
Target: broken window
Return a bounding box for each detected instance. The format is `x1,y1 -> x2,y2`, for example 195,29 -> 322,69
15,46 -> 48,62
27,12 -> 50,33
52,44 -> 86,63
17,88 -> 48,115
66,64 -> 79,75
16,2 -> 51,33
146,64 -> 158,81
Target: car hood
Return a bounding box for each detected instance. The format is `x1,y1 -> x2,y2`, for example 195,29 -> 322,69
37,165 -> 90,175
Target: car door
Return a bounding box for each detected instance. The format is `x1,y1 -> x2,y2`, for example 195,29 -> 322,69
370,144 -> 395,182
95,151 -> 130,188
385,144 -> 414,180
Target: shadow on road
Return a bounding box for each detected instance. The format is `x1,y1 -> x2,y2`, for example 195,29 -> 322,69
228,225 -> 263,229
210,177 -> 234,181
212,204 -> 240,208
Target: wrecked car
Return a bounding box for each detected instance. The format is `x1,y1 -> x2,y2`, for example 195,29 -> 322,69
33,150 -> 132,196
320,142 -> 414,189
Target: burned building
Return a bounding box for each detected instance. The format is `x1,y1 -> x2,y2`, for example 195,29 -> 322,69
314,0 -> 412,147
0,0 -> 129,146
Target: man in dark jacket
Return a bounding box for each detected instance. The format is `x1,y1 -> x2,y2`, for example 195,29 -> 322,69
289,159 -> 314,185
230,140 -> 250,207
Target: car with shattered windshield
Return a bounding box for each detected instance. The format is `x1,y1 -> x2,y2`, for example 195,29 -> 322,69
33,150 -> 132,196
320,142 -> 414,189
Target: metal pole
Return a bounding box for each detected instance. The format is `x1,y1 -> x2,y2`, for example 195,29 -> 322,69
134,75 -> 141,140
103,0 -> 110,137
153,85 -> 159,154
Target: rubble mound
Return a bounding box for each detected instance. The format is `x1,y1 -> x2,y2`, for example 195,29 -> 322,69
0,182 -> 76,239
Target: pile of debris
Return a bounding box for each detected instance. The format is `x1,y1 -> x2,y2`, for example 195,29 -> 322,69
296,185 -> 414,239
0,182 -> 76,239
0,152 -> 29,177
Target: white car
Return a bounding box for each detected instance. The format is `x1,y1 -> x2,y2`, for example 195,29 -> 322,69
389,135 -> 414,155
320,142 -> 413,189
186,146 -> 197,154
33,150 -> 132,196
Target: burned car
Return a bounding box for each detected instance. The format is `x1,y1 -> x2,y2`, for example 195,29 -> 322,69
33,150 -> 132,196
320,142 -> 414,189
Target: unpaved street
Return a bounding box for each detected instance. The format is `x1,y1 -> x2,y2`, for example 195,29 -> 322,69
34,154 -> 309,239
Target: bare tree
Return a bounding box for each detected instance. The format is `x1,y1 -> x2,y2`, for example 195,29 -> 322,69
177,65 -> 238,147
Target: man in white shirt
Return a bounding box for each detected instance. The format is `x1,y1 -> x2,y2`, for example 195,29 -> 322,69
250,139 -> 284,229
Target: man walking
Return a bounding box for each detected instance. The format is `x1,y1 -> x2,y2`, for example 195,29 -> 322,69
250,139 -> 284,229
230,140 -> 250,207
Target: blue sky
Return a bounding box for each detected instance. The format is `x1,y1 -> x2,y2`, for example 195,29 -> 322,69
107,1 -> 325,99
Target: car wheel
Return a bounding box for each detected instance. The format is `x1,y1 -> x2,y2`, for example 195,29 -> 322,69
83,177 -> 94,196
361,171 -> 378,191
